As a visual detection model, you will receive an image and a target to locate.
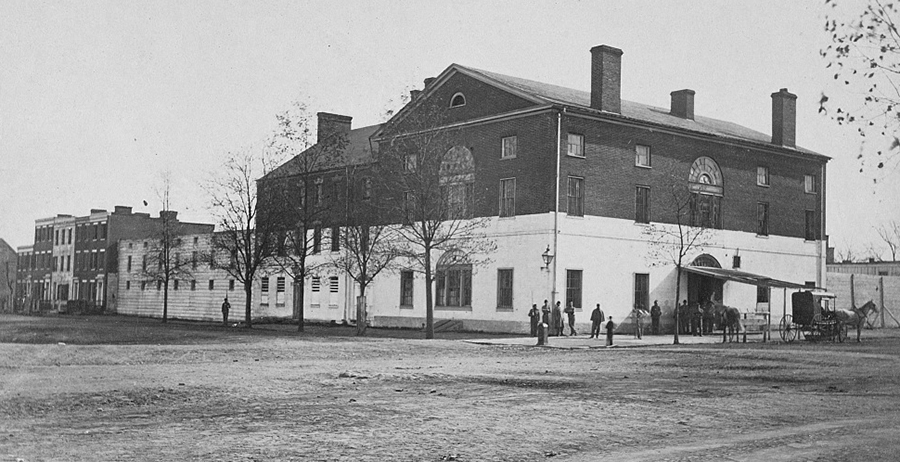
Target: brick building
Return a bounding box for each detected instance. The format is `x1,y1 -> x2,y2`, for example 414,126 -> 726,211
0,238 -> 15,312
260,44 -> 829,333
15,245 -> 33,312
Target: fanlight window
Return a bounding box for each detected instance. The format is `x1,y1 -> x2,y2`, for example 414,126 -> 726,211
449,92 -> 466,108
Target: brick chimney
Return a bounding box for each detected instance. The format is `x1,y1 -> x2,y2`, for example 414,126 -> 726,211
771,88 -> 797,147
590,45 -> 623,114
410,89 -> 422,100
113,205 -> 132,215
424,77 -> 436,88
670,89 -> 695,120
317,112 -> 352,143
159,210 -> 178,222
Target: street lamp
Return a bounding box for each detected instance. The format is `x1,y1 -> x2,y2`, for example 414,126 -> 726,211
541,245 -> 554,271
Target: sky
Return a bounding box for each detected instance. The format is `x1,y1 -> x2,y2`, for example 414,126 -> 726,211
1,0 -> 898,257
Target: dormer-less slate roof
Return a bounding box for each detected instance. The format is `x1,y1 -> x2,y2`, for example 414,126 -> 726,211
454,64 -> 826,158
264,123 -> 383,180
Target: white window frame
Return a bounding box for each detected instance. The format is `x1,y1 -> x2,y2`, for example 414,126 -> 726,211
501,136 -> 517,159
635,144 -> 651,167
804,174 -> 817,194
757,166 -> 770,186
499,178 -> 516,218
567,133 -> 585,158
449,92 -> 466,108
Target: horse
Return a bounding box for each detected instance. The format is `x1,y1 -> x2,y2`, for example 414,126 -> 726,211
706,300 -> 744,342
834,300 -> 879,343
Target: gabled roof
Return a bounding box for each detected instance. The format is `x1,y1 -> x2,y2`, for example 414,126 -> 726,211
264,123 -> 383,180
453,64 -> 826,158
0,238 -> 15,254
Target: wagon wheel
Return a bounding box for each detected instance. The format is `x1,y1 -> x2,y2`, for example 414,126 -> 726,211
837,322 -> 848,343
780,315 -> 796,343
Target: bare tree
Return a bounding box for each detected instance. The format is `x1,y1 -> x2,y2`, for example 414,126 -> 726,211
643,168 -> 717,345
141,172 -> 198,323
876,220 -> 900,261
822,0 -> 900,173
836,243 -> 858,263
328,167 -> 403,336
206,146 -> 282,328
374,98 -> 496,339
2,260 -> 13,312
263,101 -> 347,332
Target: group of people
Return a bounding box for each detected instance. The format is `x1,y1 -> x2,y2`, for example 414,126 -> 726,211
528,300 -> 617,345
528,299 -> 666,345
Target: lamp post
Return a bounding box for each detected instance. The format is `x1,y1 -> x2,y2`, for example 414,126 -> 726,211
541,245 -> 554,271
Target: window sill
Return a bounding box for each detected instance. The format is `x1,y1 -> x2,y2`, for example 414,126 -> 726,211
566,154 -> 586,159
500,156 -> 516,160
496,306 -> 513,312
757,183 -> 770,188
400,304 -> 414,310
498,215 -> 516,220
756,234 -> 769,239
565,214 -> 584,219
435,305 -> 472,312
635,164 -> 652,169
634,221 -> 650,226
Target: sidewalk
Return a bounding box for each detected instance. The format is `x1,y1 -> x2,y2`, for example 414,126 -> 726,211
463,333 -> 723,349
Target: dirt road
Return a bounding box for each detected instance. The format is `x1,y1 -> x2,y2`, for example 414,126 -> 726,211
2,315 -> 899,461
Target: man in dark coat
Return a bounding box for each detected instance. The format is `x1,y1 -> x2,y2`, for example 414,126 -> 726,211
564,301 -> 578,336
590,304 -> 605,339
221,297 -> 231,327
551,301 -> 563,336
605,316 -> 616,346
541,300 -> 551,326
650,300 -> 661,335
528,304 -> 540,337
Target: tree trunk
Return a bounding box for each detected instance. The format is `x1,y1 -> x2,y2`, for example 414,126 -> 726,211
424,247 -> 434,339
293,276 -> 306,333
162,277 -> 169,323
244,280 -> 253,328
356,284 -> 367,337
674,265 -> 682,345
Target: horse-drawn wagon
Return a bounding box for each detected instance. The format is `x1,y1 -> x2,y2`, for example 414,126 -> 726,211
780,291 -> 846,342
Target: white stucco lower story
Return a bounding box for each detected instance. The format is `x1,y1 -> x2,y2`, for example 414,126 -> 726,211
272,213 -> 824,334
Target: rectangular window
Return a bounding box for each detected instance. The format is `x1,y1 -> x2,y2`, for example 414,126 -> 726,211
634,273 -> 650,311
93,224 -> 98,240
757,202 -> 769,236
566,270 -> 582,309
277,277 -> 286,305
209,280 -> 215,291
313,227 -> 322,254
635,186 -> 650,223
497,269 -> 513,310
328,277 -> 338,293
690,194 -> 722,229
805,210 -> 818,241
635,145 -> 651,167
228,279 -> 235,291
756,286 -> 769,303
53,256 -> 58,272
100,223 -> 107,239
55,230 -> 59,245
400,270 -> 414,306
403,191 -> 415,224
126,280 -> 131,290
141,281 -> 146,291
442,183 -> 474,220
191,280 -> 196,291
331,227 -> 340,252
312,277 -> 321,292
261,277 -> 270,305
567,176 -> 584,217
157,281 -> 162,291
127,256 -> 132,272
436,267 -> 472,307
501,136 -> 517,159
66,256 -> 70,271
757,166 -> 770,186
142,255 -> 147,271
404,153 -> 417,172
67,229 -> 72,244
192,251 -> 198,269
804,174 -> 817,194
98,250 -> 105,271
173,280 -> 179,290
567,133 -> 584,157
361,178 -> 372,201
499,178 -> 516,218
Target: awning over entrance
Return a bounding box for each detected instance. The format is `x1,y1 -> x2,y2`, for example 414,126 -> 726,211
682,266 -> 808,289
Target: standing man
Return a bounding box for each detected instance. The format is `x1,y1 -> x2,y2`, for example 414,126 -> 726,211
541,300 -> 551,327
221,297 -> 231,327
692,302 -> 703,336
632,305 -> 644,339
564,301 -> 577,336
650,300 -> 661,335
551,301 -> 563,336
590,303 -> 605,339
528,304 -> 540,337
605,316 -> 616,346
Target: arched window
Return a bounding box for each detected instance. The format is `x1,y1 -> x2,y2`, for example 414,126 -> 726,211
688,156 -> 724,229
690,254 -> 722,268
435,250 -> 472,308
449,92 -> 466,108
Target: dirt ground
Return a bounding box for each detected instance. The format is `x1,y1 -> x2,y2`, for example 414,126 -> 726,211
2,314 -> 900,462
